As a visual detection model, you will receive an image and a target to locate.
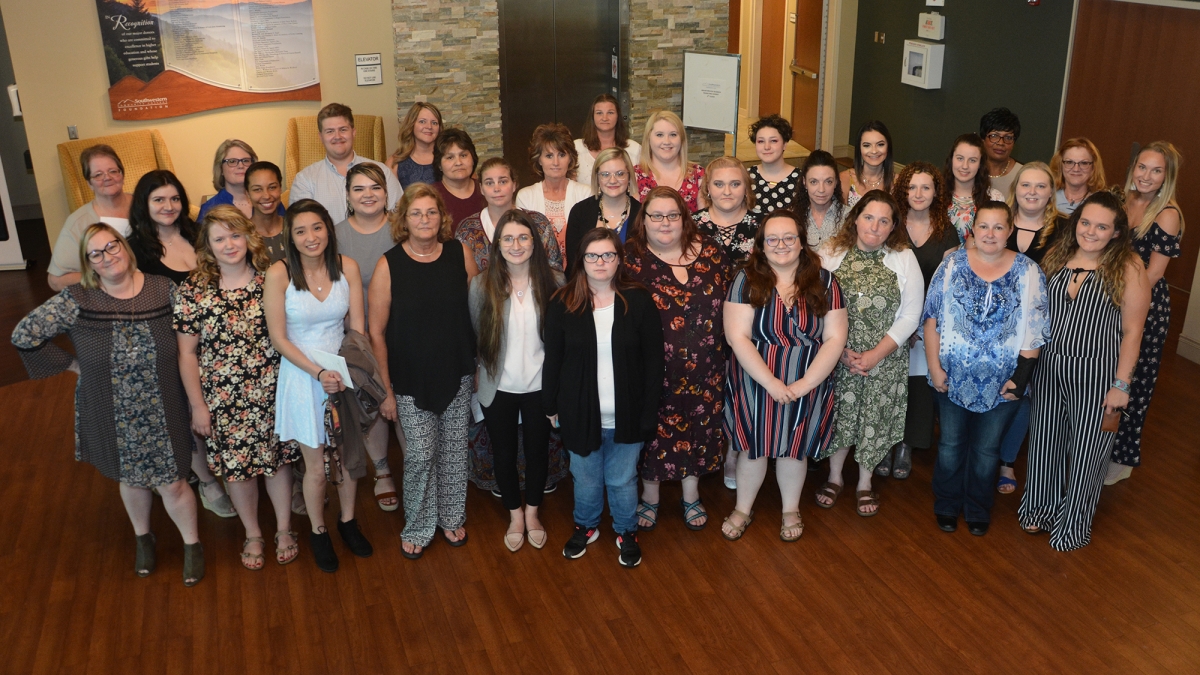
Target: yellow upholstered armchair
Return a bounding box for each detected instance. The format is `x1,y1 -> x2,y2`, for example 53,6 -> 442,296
57,129 -> 176,213
283,114 -> 386,199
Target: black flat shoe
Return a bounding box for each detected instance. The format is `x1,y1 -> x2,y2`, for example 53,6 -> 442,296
443,529 -> 468,547
967,521 -> 989,536
310,530 -> 339,572
337,518 -> 373,558
936,515 -> 958,532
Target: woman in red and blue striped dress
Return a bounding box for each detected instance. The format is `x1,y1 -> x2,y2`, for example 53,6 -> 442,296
720,209 -> 847,542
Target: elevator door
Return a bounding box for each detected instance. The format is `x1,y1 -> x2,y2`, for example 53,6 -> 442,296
498,0 -> 620,186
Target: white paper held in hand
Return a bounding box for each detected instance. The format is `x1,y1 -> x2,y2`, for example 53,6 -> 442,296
311,350 -> 355,389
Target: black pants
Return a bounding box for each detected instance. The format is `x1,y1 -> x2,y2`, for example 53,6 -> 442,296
904,375 -> 936,449
482,390 -> 550,510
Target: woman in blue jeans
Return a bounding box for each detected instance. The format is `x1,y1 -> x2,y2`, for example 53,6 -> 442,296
923,201 -> 1049,536
542,228 -> 664,568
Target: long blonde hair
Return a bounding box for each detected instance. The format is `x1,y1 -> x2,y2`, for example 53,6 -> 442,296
1125,141 -> 1186,239
1006,162 -> 1063,244
191,205 -> 270,288
639,110 -> 695,179
391,102 -> 443,165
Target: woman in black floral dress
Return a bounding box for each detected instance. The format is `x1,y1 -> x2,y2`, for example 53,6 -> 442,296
693,156 -> 760,268
176,206 -> 301,569
1108,142 -> 1185,485
625,186 -> 729,531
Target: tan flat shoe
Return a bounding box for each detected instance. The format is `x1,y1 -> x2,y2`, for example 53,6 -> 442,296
527,529 -> 547,549
504,531 -> 524,552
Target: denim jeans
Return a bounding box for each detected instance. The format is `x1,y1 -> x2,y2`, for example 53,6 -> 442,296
932,392 -> 1020,523
568,428 -> 642,534
998,396 -> 1032,464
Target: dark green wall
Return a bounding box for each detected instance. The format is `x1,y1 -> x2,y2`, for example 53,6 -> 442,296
849,0 -> 1074,165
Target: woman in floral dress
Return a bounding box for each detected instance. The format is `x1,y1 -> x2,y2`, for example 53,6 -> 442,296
625,186 -> 729,531
692,156 -> 760,268
176,205 -> 300,570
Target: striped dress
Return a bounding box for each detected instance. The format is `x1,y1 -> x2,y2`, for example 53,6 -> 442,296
1018,267 -> 1121,551
724,268 -> 844,459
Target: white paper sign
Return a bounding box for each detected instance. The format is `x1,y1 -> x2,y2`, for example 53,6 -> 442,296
356,53 -> 382,86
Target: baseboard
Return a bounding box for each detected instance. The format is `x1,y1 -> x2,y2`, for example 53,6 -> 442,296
12,203 -> 41,221
1177,335 -> 1200,364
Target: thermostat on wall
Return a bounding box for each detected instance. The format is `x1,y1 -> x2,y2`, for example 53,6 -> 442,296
918,12 -> 945,41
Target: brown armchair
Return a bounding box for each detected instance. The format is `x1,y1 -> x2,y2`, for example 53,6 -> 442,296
283,114 -> 386,200
57,129 -> 176,213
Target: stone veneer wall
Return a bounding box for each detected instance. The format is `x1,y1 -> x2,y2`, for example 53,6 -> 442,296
628,0 -> 729,164
392,0 -> 728,163
392,0 -> 503,157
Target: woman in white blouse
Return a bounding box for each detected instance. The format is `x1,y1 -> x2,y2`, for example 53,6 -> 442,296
575,94 -> 642,189
516,123 -> 593,260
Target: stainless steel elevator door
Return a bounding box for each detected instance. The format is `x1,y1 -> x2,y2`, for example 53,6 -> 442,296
498,0 -> 620,186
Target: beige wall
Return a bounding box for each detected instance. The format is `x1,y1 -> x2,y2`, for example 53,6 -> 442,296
0,0 -> 399,244
1179,266 -> 1200,363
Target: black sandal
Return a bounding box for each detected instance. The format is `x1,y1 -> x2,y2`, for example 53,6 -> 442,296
182,542 -> 205,587
135,532 -> 156,578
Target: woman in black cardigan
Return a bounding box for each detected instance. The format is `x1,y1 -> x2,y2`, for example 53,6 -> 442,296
564,146 -> 641,275
542,227 -> 663,568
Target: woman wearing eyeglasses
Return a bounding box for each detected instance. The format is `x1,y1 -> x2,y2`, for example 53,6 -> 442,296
48,145 -> 134,291
565,147 -> 641,275
469,211 -> 565,551
721,209 -> 848,542
980,108 -> 1023,197
199,140 -> 276,221
1050,138 -> 1107,216
13,223 -> 204,586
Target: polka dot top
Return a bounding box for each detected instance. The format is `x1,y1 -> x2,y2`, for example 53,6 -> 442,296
750,165 -> 801,216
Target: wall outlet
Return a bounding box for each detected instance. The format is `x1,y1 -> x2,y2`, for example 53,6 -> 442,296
927,0 -> 945,6
875,31 -> 886,44
67,125 -> 77,140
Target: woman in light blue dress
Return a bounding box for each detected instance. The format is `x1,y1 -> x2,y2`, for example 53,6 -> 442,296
264,198 -> 370,573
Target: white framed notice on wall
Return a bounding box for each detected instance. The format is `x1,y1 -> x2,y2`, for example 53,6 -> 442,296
681,51 -> 741,135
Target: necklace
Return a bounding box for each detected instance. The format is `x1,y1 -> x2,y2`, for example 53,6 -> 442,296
513,277 -> 529,298
989,159 -> 1014,179
406,241 -> 438,257
304,267 -> 325,292
107,274 -> 141,354
862,175 -> 883,190
598,197 -> 630,229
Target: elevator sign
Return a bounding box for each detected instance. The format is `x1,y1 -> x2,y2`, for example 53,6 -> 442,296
356,53 -> 383,86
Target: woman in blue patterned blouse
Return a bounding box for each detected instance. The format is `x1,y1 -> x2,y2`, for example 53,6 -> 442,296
922,200 -> 1049,536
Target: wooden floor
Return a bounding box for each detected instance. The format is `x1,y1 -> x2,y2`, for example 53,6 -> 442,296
2,221 -> 1200,674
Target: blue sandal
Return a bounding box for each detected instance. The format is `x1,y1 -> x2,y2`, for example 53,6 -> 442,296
681,498 -> 708,531
996,475 -> 1017,494
636,500 -> 659,531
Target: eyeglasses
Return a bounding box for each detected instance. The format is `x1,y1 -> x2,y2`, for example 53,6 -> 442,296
1062,160 -> 1094,169
500,234 -> 533,246
985,132 -> 1016,145
407,209 -> 441,222
89,169 -> 123,181
222,157 -> 253,167
646,212 -> 682,223
583,251 -> 618,263
598,170 -> 627,180
764,234 -> 799,249
86,239 -> 123,263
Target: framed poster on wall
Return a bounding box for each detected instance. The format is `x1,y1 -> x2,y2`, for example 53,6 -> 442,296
95,0 -> 321,121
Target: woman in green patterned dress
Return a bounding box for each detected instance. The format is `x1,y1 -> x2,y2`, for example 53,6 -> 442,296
816,190 -> 924,516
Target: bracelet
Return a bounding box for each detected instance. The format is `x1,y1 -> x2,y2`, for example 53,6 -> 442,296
316,368 -> 327,381
1111,378 -> 1130,394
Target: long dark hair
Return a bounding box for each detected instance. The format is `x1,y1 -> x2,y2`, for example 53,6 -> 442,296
283,199 -> 343,292
742,209 -> 828,315
581,93 -> 629,153
625,185 -> 702,260
943,133 -> 992,208
893,161 -> 952,242
128,169 -> 196,263
793,150 -> 845,216
477,211 -> 560,377
1041,191 -> 1140,307
553,227 -> 644,314
853,120 -> 894,190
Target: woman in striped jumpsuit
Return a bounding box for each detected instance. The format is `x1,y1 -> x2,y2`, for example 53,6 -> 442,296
1019,192 -> 1150,551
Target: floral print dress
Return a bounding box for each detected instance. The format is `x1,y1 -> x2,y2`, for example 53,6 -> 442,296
625,239 -> 729,480
693,207 -> 759,268
635,163 -> 705,212
173,273 -> 299,480
821,248 -> 908,468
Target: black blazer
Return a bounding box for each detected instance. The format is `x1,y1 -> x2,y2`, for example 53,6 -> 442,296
564,195 -> 642,276
541,287 -> 664,456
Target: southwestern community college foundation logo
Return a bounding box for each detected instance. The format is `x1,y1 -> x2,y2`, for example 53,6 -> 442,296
117,96 -> 169,112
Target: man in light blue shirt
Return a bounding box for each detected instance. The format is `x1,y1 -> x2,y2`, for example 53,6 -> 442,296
290,102 -> 403,222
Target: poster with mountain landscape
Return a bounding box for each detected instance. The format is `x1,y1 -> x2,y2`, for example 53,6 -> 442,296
96,0 -> 321,120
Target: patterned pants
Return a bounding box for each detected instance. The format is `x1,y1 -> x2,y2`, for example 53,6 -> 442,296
397,376 -> 472,547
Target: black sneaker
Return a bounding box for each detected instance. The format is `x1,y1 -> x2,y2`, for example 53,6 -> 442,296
336,517 -> 374,558
562,524 -> 599,559
310,529 -> 339,573
616,531 -> 641,568
543,482 -> 558,494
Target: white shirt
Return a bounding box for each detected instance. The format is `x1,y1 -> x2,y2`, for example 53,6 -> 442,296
515,180 -> 593,216
290,153 -> 403,223
574,138 -> 642,193
497,291 -> 544,394
593,303 -> 617,429
818,244 -> 925,348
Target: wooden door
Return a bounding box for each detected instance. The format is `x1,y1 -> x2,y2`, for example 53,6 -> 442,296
758,0 -> 786,116
729,0 -> 740,53
1062,0 -> 1200,346
789,0 -> 823,150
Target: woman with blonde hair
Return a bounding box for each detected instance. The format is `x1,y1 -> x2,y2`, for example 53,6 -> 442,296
635,110 -> 706,211
1049,137 -> 1106,216
565,147 -> 642,274
199,139 -> 265,221
1107,141 -> 1185,485
176,206 -> 300,569
693,156 -> 759,267
388,102 -> 443,186
576,94 -> 642,186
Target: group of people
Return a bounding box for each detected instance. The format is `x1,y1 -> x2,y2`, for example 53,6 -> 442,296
16,99 -> 1181,584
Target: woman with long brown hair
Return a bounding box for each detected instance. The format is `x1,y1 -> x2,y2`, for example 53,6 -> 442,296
575,93 -> 642,186
944,133 -> 1003,244
388,101 -> 443,186
469,210 -> 564,551
721,209 -> 847,542
543,228 -> 663,567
